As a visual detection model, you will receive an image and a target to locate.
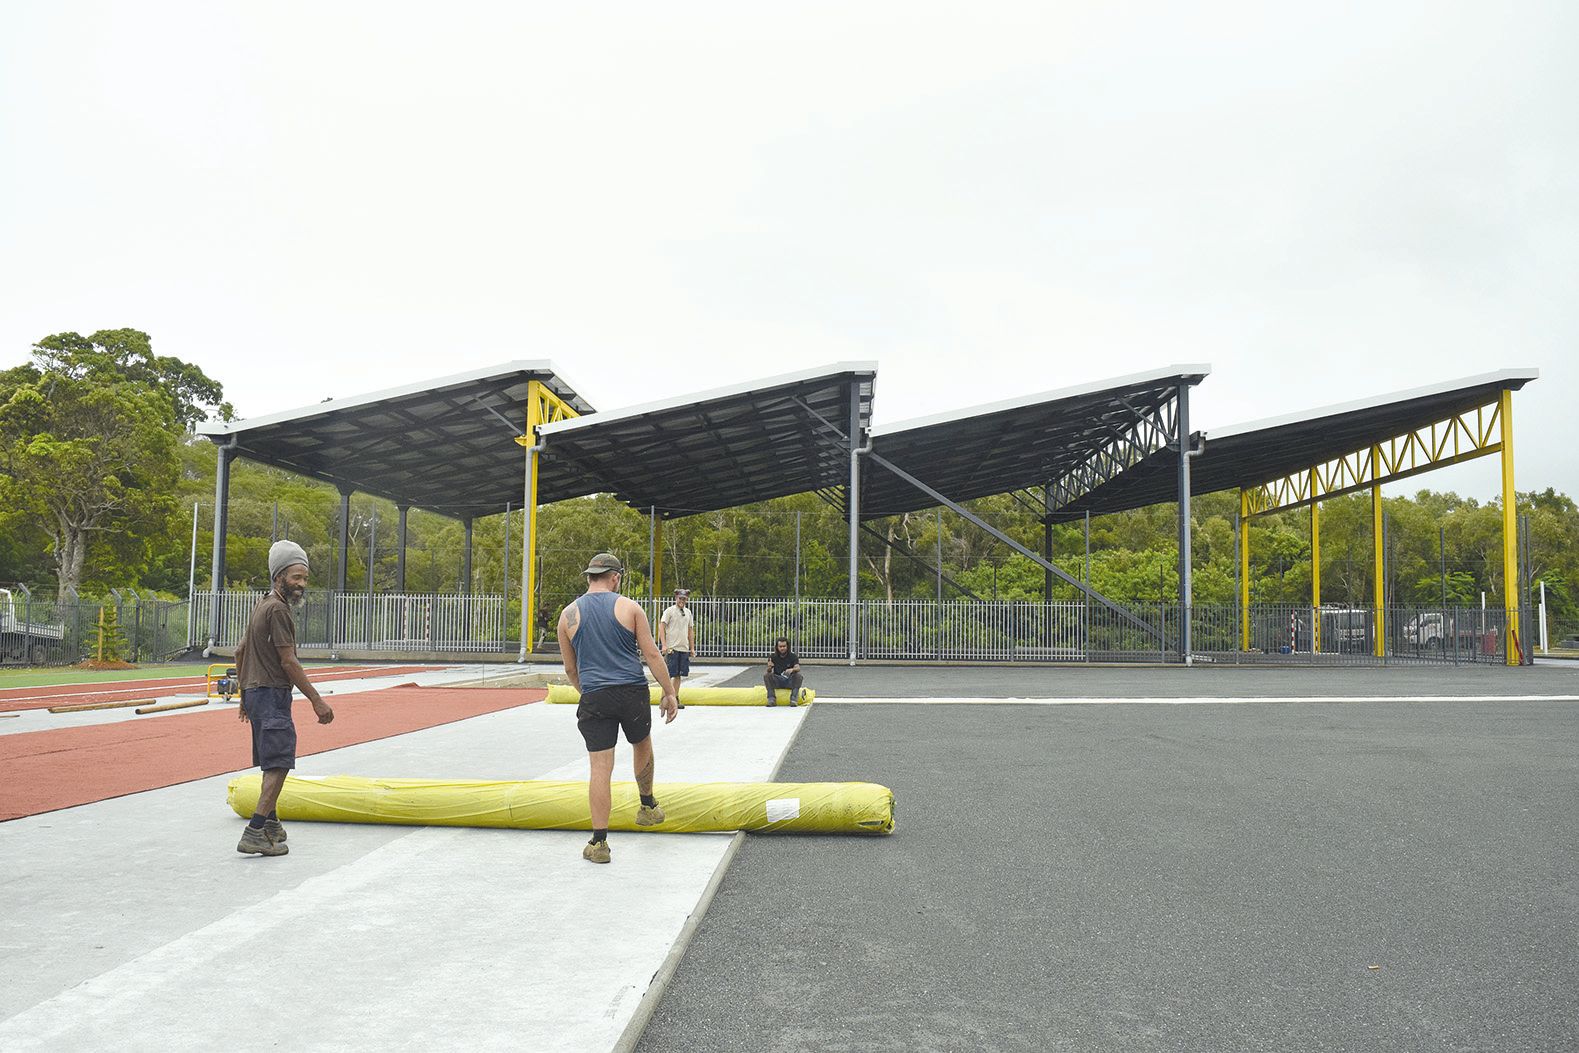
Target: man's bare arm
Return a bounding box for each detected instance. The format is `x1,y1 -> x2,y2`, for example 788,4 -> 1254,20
625,599 -> 678,722
278,644 -> 334,724
558,604 -> 581,692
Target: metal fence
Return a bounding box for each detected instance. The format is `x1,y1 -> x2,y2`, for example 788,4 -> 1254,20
550,595 -> 1533,666
191,590 -> 511,653
0,593 -> 192,666
9,589 -> 1528,667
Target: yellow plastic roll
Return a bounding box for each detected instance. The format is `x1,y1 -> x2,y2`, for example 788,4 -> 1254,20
227,774 -> 893,835
545,684 -> 814,706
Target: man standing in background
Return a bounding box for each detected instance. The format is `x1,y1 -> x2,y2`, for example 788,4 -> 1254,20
657,588 -> 694,703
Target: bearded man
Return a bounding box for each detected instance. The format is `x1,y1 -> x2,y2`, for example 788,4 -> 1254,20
232,539 -> 334,856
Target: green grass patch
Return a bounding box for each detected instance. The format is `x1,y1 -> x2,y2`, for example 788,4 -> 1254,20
0,660 -> 352,689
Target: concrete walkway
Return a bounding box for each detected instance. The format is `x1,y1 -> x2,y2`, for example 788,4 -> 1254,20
0,696 -> 807,1052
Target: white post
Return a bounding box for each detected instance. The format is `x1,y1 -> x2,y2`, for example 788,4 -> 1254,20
1539,580 -> 1548,653
187,502 -> 200,650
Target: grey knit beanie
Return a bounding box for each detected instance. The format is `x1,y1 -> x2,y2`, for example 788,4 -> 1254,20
268,540 -> 309,582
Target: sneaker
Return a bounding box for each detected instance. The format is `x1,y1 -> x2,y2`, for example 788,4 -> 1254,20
237,825 -> 288,857
636,801 -> 666,826
263,818 -> 287,843
767,698 -> 778,707
582,839 -> 611,864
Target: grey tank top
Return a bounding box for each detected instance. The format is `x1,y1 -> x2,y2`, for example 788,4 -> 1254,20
572,591 -> 645,692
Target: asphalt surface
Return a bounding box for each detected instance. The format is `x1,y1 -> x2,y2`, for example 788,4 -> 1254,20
639,699 -> 1579,1052
720,661 -> 1579,698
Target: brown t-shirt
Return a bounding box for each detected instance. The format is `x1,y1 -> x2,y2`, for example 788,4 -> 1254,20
238,593 -> 297,690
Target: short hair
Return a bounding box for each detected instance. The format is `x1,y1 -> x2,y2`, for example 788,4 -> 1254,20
586,569 -> 618,582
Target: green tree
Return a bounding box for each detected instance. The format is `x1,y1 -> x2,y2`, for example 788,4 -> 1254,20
0,331 -> 228,598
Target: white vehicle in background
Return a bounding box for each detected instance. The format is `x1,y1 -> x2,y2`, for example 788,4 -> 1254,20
0,588 -> 65,664
1403,611 -> 1488,651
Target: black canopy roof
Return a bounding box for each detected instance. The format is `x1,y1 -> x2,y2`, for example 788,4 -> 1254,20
1053,369 -> 1540,520
197,361 -> 594,520
536,363 -> 877,517
855,366 -> 1209,519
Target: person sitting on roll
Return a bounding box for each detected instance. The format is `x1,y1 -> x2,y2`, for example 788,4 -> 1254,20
763,636 -> 803,706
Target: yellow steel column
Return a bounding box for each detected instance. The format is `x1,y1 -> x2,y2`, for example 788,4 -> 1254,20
1310,468 -> 1321,654
1500,388 -> 1520,665
522,384 -> 544,656
653,516 -> 664,598
1239,490 -> 1251,651
1371,448 -> 1385,658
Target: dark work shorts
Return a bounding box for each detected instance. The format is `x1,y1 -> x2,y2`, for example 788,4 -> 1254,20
576,683 -> 652,753
665,651 -> 691,678
245,685 -> 297,771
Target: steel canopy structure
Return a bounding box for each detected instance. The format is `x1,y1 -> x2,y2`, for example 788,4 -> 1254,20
197,357 -> 1538,667
196,361 -> 594,519
534,363 -> 877,517
1050,369 -> 1540,521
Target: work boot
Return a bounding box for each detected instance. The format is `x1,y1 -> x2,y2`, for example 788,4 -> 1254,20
264,818 -> 287,843
636,800 -> 666,826
237,825 -> 288,857
582,839 -> 611,864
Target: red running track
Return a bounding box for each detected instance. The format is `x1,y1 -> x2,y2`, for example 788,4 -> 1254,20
0,665 -> 450,712
0,685 -> 543,820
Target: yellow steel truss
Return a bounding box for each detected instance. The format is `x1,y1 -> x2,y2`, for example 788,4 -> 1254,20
517,381 -> 580,654
1236,392 -> 1521,663
1242,400 -> 1503,519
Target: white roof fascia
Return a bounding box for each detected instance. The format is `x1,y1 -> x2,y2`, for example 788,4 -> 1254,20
195,360 -> 594,437
871,364 -> 1211,438
536,361 -> 879,439
1205,369 -> 1540,442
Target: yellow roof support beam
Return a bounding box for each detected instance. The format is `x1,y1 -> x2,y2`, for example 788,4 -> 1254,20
1242,399 -> 1504,520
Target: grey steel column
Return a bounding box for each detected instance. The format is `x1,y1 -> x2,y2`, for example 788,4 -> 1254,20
396,506 -> 409,592
462,518 -> 474,595
936,510 -> 943,605
502,503 -> 511,599
847,384 -> 861,666
336,491 -> 351,594
649,507 -> 656,601
1177,382 -> 1193,663
205,442 -> 233,652
794,510 -> 802,604
1043,484 -> 1054,603
367,506 -> 377,596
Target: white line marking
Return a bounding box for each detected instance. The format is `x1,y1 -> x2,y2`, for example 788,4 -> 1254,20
818,695 -> 1579,705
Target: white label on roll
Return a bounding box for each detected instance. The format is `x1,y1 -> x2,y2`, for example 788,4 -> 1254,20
765,798 -> 800,823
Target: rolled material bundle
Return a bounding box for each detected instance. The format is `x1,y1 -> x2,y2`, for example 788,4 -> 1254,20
545,684 -> 814,707
227,774 -> 893,835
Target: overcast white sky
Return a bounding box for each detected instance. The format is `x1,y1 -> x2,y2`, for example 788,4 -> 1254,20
2,2 -> 1573,500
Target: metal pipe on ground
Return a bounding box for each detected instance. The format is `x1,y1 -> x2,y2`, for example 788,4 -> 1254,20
135,699 -> 210,715
49,697 -> 160,714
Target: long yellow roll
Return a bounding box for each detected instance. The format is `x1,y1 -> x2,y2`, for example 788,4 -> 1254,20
227,774 -> 893,835
545,684 -> 814,706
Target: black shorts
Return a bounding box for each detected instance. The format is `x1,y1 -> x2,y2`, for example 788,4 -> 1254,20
244,685 -> 297,771
576,683 -> 652,753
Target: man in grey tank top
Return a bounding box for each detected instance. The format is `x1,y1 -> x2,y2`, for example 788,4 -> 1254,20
556,552 -> 680,864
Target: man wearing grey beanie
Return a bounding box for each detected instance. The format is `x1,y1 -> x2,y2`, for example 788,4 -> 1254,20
232,539 -> 334,857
